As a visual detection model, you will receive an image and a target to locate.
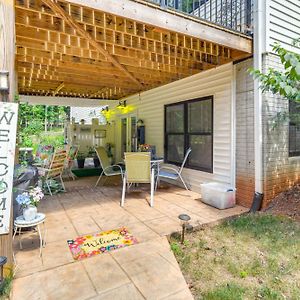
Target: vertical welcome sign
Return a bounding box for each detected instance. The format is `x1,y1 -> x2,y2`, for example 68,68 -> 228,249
0,102 -> 18,235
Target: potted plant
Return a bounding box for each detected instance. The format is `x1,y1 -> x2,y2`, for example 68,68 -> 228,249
16,187 -> 44,221
88,147 -> 100,168
77,151 -> 86,168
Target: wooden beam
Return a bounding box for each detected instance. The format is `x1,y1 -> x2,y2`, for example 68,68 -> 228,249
19,95 -> 119,106
41,0 -> 143,89
0,0 -> 15,271
0,0 -> 16,102
67,0 -> 253,54
52,82 -> 64,96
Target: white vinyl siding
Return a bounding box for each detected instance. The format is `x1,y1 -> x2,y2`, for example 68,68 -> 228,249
119,63 -> 234,192
267,0 -> 300,54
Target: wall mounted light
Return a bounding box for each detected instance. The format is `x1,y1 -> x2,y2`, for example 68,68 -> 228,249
117,100 -> 127,110
0,71 -> 9,92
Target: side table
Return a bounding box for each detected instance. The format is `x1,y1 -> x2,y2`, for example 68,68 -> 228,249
13,213 -> 46,258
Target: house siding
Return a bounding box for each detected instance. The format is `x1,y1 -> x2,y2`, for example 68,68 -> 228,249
121,63 -> 234,193
235,58 -> 255,207
262,53 -> 300,207
267,0 -> 300,54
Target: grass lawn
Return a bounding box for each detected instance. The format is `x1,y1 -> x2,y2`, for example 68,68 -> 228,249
170,213 -> 300,300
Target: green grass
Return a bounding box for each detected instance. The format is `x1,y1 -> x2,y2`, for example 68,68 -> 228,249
170,213 -> 300,300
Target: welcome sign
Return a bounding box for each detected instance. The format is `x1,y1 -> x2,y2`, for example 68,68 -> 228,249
0,102 -> 18,235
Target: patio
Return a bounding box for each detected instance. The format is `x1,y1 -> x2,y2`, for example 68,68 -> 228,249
11,177 -> 247,299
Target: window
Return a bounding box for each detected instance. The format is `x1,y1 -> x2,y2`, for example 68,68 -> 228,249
289,101 -> 300,157
164,96 -> 213,172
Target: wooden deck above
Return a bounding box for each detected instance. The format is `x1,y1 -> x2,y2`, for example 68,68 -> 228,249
15,0 -> 253,100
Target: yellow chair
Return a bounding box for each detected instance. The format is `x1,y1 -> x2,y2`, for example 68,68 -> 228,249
94,147 -> 124,187
121,152 -> 155,207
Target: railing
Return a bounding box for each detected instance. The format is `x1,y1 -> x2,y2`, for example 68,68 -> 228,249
145,0 -> 253,36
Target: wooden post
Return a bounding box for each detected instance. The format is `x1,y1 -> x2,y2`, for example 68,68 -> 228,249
0,0 -> 16,272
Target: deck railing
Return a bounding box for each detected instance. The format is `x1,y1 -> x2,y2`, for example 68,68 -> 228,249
144,0 -> 253,36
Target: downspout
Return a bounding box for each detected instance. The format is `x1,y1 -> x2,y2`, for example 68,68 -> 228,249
251,0 -> 265,211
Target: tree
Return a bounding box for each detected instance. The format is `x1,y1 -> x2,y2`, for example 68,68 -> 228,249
249,39 -> 300,102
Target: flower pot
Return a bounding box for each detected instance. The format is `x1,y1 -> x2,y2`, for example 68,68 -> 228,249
23,205 -> 37,221
93,158 -> 100,168
77,158 -> 85,168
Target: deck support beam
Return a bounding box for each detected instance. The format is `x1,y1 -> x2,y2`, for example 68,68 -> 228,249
42,0 -> 143,90
67,0 -> 252,54
0,0 -> 16,271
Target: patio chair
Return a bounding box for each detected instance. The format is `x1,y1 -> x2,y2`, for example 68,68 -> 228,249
156,148 -> 192,190
121,152 -> 155,207
40,149 -> 68,196
64,145 -> 79,180
34,145 -> 54,167
94,147 -> 124,187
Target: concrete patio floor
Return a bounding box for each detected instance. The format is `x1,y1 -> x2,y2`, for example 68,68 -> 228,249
11,176 -> 248,300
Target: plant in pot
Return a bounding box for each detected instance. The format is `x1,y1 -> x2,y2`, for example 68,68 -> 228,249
77,151 -> 86,168
16,187 -> 44,221
88,147 -> 100,168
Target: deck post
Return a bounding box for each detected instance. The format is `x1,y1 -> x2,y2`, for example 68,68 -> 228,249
0,0 -> 16,272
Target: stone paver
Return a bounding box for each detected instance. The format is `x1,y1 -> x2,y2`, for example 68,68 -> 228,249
12,177 -> 247,299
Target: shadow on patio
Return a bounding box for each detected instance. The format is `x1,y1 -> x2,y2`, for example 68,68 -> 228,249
11,177 -> 247,300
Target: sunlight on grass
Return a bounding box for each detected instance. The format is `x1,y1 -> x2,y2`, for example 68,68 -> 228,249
170,213 -> 300,299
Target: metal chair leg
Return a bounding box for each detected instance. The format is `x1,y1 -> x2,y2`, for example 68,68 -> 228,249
46,181 -> 52,196
179,174 -> 189,190
121,176 -> 126,207
95,171 -> 104,187
60,175 -> 66,192
150,168 -> 155,207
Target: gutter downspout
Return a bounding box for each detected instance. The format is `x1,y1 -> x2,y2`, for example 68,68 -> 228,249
251,0 -> 265,210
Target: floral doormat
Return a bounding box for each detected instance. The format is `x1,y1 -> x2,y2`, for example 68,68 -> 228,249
67,227 -> 138,260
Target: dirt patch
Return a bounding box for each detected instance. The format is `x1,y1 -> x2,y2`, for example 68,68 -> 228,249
264,185 -> 300,221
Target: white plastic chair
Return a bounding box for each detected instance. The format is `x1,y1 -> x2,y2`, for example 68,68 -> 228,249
156,148 -> 192,190
121,152 -> 155,207
94,147 -> 124,187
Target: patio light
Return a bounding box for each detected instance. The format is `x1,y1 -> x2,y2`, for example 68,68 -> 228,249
117,100 -> 127,110
0,71 -> 9,92
0,256 -> 7,283
178,214 -> 191,244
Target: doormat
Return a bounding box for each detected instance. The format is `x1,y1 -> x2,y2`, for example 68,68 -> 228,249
67,227 -> 138,260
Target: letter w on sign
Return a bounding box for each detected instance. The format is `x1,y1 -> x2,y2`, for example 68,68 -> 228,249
0,103 -> 18,235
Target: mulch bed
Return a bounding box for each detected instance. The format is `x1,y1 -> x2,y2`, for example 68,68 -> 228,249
264,184 -> 300,221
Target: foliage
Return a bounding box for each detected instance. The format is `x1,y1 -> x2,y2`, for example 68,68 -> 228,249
0,273 -> 13,299
18,104 -> 69,149
249,39 -> 300,102
40,134 -> 65,148
76,151 -> 86,160
87,146 -> 96,158
170,214 -> 300,299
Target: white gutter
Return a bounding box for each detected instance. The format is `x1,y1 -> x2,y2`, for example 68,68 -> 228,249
253,0 -> 265,194
231,64 -> 236,188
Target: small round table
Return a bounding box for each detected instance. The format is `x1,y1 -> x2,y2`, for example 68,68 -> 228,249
13,213 -> 46,257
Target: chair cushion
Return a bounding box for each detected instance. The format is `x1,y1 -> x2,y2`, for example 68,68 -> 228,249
159,170 -> 178,179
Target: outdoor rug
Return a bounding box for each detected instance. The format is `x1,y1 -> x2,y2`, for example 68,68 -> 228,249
67,227 -> 138,260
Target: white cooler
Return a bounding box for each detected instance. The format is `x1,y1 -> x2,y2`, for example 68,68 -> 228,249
200,182 -> 236,209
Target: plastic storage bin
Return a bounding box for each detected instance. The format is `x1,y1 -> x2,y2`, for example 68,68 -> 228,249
200,182 -> 236,209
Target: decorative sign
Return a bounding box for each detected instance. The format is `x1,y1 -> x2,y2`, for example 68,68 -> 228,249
0,102 -> 18,235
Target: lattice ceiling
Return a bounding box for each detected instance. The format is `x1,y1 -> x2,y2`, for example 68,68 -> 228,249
15,0 -> 251,100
